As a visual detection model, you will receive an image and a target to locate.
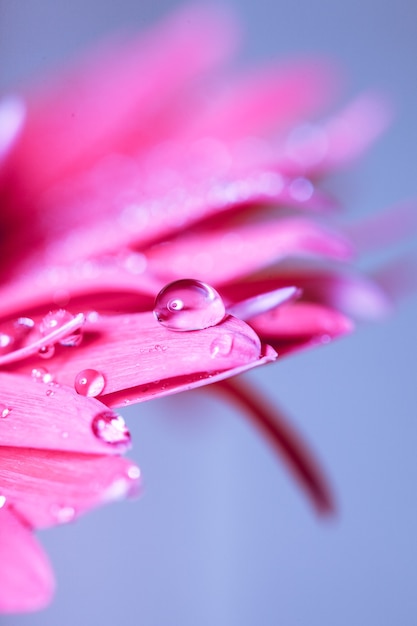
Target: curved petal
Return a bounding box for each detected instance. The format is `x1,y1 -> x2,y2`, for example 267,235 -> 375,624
0,449 -> 141,529
249,301 -> 354,355
0,372 -> 131,454
6,313 -> 269,403
0,507 -> 54,612
213,379 -> 335,515
146,218 -> 353,284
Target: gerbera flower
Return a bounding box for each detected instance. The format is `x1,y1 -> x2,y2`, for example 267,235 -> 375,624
0,4 -> 400,613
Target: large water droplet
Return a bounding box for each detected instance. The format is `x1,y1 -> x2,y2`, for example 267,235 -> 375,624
74,369 -> 105,397
91,411 -> 131,446
40,309 -> 83,347
154,279 -> 225,331
38,344 -> 55,359
0,404 -> 12,418
210,334 -> 234,357
0,495 -> 6,509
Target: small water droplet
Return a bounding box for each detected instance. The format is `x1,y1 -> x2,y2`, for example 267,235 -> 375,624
15,317 -> 35,331
46,389 -> 54,397
38,344 -> 55,359
127,465 -> 141,480
50,505 -> 76,524
40,309 -> 83,347
62,431 -> 69,439
91,411 -> 131,446
0,495 -> 6,509
32,367 -> 53,383
74,369 -> 105,397
154,279 -> 225,331
0,404 -> 12,418
210,334 -> 234,357
0,333 -> 13,350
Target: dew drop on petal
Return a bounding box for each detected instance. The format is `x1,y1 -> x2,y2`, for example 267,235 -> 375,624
38,344 -> 55,359
210,334 -> 234,357
15,317 -> 35,331
31,367 -> 53,383
91,411 -> 131,446
74,369 -> 105,397
154,279 -> 226,331
0,495 -> 6,508
40,309 -> 83,347
0,404 -> 12,418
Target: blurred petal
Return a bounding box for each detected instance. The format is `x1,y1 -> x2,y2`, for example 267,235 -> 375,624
0,449 -> 141,528
146,218 -> 353,284
214,379 -> 335,515
0,507 -> 54,612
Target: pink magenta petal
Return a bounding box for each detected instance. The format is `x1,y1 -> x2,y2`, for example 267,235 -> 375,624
0,372 -> 131,454
249,301 -> 354,356
187,60 -> 336,140
146,218 -> 353,284
7,313 -> 273,406
0,449 -> 141,529
7,5 -> 236,200
221,269 -> 390,320
213,379 -> 334,514
0,507 -> 55,612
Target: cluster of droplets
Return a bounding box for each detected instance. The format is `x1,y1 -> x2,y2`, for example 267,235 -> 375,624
153,279 -> 226,331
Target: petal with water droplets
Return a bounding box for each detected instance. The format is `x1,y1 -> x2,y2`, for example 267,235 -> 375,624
0,372 -> 131,454
6,312 -> 275,407
0,449 -> 141,529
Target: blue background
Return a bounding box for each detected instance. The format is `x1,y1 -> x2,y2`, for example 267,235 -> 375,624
1,0 -> 416,624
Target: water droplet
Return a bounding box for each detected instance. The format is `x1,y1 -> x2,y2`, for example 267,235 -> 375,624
0,495 -> 6,509
0,333 -> 13,350
38,344 -> 55,359
46,389 -> 54,397
62,431 -> 69,439
50,505 -> 76,524
31,367 -> 53,383
74,369 -> 105,397
40,309 -> 83,347
127,465 -> 141,480
210,334 -> 234,358
154,279 -> 225,331
15,317 -> 35,331
0,404 -> 11,418
91,411 -> 131,446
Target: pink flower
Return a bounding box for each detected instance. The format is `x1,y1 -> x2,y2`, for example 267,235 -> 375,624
0,4 -> 398,613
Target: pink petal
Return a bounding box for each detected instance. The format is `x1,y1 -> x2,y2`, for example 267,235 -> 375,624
0,372 -> 131,454
7,5 -> 236,201
214,379 -> 335,514
0,449 -> 141,529
249,301 -> 354,355
187,59 -> 336,140
7,313 -> 272,405
0,255 -> 159,322
221,269 -> 390,320
146,218 -> 353,284
0,507 -> 54,612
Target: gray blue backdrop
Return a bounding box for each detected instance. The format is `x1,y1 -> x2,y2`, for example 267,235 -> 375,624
0,0 -> 416,624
